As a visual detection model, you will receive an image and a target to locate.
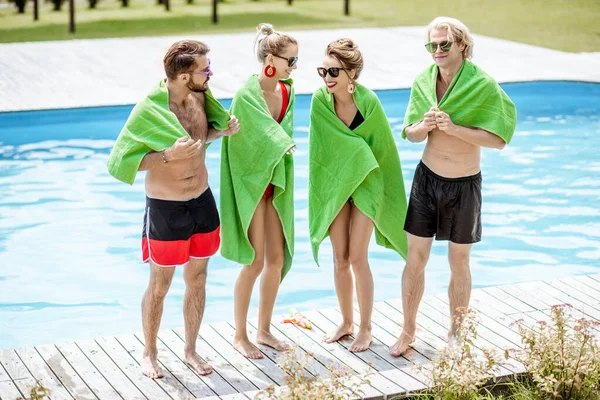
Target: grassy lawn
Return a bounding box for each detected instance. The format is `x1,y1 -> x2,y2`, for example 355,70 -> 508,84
0,0 -> 598,52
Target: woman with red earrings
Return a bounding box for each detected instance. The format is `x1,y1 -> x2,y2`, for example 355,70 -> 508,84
308,39 -> 409,352
220,23 -> 298,359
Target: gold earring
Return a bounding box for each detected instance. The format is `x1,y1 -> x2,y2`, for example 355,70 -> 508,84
347,81 -> 355,94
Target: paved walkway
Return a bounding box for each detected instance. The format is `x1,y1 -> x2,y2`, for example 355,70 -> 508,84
1,26 -> 599,112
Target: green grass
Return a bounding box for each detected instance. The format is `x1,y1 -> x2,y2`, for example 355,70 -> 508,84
0,0 -> 599,52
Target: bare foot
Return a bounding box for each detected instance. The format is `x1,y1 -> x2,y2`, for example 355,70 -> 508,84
142,352 -> 164,379
323,322 -> 354,344
233,337 -> 264,359
389,331 -> 415,357
349,329 -> 372,352
257,331 -> 290,352
184,352 -> 213,376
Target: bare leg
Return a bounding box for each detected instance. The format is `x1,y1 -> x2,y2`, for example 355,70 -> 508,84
323,202 -> 354,344
347,205 -> 374,352
390,233 -> 433,357
233,198 -> 265,359
141,262 -> 175,379
448,242 -> 472,339
182,258 -> 212,375
256,198 -> 289,352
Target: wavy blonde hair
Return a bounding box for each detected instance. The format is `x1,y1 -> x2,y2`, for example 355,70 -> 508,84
427,17 -> 474,59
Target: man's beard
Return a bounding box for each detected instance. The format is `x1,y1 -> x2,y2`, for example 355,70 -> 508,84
187,77 -> 209,93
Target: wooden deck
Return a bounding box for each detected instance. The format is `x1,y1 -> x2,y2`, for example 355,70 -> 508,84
2,273 -> 600,400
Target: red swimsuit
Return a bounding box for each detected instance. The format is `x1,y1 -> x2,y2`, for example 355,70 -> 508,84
264,81 -> 289,199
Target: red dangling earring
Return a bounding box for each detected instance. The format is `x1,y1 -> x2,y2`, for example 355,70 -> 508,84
264,65 -> 276,78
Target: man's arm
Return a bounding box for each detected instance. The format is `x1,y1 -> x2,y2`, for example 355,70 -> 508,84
139,151 -> 164,171
205,115 -> 240,143
405,121 -> 430,143
405,107 -> 439,143
206,128 -> 225,144
448,125 -> 506,149
435,111 -> 506,149
139,137 -> 203,170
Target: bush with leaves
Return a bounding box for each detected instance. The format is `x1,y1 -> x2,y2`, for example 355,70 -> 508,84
415,307 -> 504,400
507,304 -> 600,400
254,346 -> 372,400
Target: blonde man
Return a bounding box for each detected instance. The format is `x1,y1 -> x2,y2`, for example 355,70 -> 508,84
390,17 -> 516,357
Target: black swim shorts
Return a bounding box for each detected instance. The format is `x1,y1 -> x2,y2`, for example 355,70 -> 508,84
404,161 -> 482,244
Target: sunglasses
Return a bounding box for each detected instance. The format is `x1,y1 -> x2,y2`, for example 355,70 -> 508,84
273,55 -> 298,68
316,67 -> 351,78
425,41 -> 453,53
186,59 -> 211,77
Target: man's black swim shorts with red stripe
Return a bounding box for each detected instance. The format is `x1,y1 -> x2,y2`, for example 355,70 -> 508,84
142,188 -> 220,266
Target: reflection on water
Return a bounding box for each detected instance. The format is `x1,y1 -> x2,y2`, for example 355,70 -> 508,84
0,82 -> 599,349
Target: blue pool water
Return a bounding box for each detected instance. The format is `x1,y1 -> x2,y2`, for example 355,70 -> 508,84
1,81 -> 599,350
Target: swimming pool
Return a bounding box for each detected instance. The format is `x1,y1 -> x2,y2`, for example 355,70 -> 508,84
0,81 -> 599,350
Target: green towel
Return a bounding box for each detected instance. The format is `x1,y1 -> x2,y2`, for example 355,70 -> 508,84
309,83 -> 408,264
107,79 -> 231,185
402,60 -> 517,144
220,75 -> 296,279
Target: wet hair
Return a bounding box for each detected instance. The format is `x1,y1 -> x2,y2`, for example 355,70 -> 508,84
254,23 -> 298,64
427,16 -> 474,59
326,38 -> 363,80
163,40 -> 210,79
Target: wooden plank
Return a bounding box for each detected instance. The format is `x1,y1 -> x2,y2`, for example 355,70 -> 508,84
551,277 -> 600,310
234,320 -> 315,378
203,394 -> 250,400
475,288 -> 545,323
499,283 -> 563,312
4,378 -> 38,400
584,273 -> 600,285
309,310 -> 398,373
385,299 -> 517,375
149,330 -> 236,397
14,347 -> 73,400
324,307 -> 430,392
431,293 -> 523,348
368,304 -> 438,360
268,315 -> 356,373
421,296 -> 519,349
246,318 -> 331,378
306,310 -> 410,396
76,339 -> 146,400
0,349 -> 33,381
270,313 -> 384,399
0,380 -> 22,400
522,281 -> 600,321
94,336 -> 171,400
422,295 -> 525,374
115,335 -> 196,400
36,344 -> 97,400
168,328 -> 255,395
0,362 -> 10,383
481,286 -> 540,314
570,275 -> 600,295
211,322 -> 287,386
56,342 -> 123,400
197,324 -> 274,390
375,300 -> 518,379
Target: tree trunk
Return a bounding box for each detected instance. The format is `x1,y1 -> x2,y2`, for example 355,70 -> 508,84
16,0 -> 26,13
